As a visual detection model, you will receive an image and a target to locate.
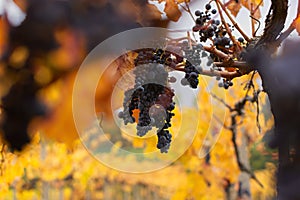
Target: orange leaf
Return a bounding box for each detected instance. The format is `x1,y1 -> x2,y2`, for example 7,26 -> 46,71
0,17 -> 9,57
164,0 -> 182,22
146,3 -> 163,20
241,0 -> 261,19
226,67 -> 236,72
226,0 -> 262,19
132,109 -> 140,123
176,0 -> 190,3
227,1 -> 242,17
295,15 -> 300,35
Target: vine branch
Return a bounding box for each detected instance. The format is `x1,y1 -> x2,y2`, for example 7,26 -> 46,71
211,80 -> 263,188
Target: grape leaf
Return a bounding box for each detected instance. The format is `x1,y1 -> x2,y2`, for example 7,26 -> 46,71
242,0 -> 262,19
227,1 -> 242,17
164,0 -> 182,22
295,15 -> 300,35
226,0 -> 262,19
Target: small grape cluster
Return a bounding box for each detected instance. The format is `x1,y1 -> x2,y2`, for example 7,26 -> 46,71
180,62 -> 200,89
119,50 -> 176,153
179,43 -> 205,89
193,4 -> 240,54
218,78 -> 234,89
193,3 -> 219,42
182,43 -> 204,67
134,48 -> 172,66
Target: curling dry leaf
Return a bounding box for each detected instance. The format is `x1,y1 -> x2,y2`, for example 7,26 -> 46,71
164,0 -> 182,22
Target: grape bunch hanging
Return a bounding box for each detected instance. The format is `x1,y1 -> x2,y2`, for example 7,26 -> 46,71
117,40 -> 216,152
118,49 -> 177,153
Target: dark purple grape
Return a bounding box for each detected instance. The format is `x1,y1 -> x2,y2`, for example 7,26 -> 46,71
238,37 -> 244,43
205,4 -> 211,10
195,10 -> 201,16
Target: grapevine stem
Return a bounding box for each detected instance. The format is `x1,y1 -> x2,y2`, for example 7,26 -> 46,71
211,93 -> 264,188
277,0 -> 300,44
216,0 -> 251,43
214,61 -> 249,70
0,144 -> 5,176
215,0 -> 242,53
203,45 -> 231,61
175,66 -> 247,79
179,0 -> 196,23
275,10 -> 299,45
252,0 -> 264,15
167,36 -> 197,44
251,3 -> 255,37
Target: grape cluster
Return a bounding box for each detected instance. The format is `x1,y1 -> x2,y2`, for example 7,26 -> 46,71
119,50 -> 176,153
193,3 -> 219,42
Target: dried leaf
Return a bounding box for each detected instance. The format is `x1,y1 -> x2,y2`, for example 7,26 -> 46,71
145,3 -> 163,20
176,0 -> 190,3
137,3 -> 162,25
164,0 -> 182,22
226,0 -> 262,19
295,15 -> 300,35
252,0 -> 264,6
227,1 -> 242,17
241,0 -> 261,19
